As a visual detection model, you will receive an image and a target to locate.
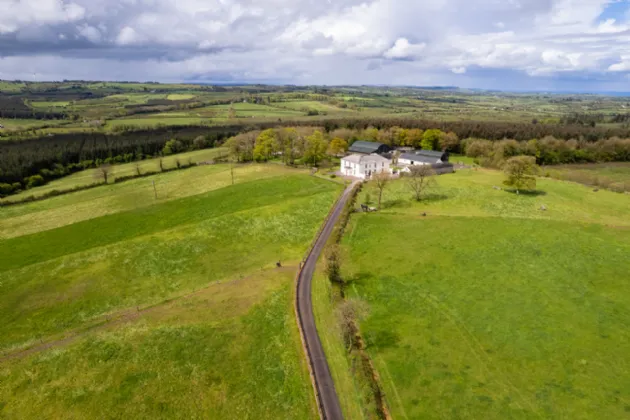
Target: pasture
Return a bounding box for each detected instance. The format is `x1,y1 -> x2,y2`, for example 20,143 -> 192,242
545,162 -> 630,192
0,169 -> 340,418
0,269 -> 317,419
1,148 -> 229,203
335,169 -> 630,419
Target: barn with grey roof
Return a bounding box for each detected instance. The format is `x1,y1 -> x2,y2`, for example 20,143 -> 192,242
348,141 -> 391,155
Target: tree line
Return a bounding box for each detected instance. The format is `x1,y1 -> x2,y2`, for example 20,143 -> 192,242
462,136 -> 630,166
3,117 -> 630,195
0,126 -> 236,191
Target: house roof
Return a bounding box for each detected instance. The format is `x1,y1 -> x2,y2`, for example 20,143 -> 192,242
399,153 -> 439,164
348,141 -> 387,154
414,149 -> 447,159
343,154 -> 390,164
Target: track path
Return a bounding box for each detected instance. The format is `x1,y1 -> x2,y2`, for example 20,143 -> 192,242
296,181 -> 359,420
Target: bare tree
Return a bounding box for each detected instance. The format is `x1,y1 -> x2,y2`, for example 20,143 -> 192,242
407,165 -> 437,201
96,164 -> 113,184
158,158 -> 164,172
335,298 -> 370,350
373,172 -> 390,210
135,162 -> 141,176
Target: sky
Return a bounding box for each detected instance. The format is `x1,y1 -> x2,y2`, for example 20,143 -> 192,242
1,0 -> 630,91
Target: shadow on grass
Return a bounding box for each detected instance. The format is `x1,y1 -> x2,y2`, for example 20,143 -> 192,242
504,189 -> 547,196
364,329 -> 401,350
421,193 -> 449,203
345,272 -> 372,287
383,194 -> 449,209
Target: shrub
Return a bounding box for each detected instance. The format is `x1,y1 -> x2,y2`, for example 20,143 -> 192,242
0,183 -> 15,197
193,136 -> 207,150
26,175 -> 45,189
163,139 -> 184,155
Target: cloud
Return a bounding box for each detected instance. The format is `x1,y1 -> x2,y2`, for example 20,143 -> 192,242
0,0 -> 629,91
383,38 -> 425,60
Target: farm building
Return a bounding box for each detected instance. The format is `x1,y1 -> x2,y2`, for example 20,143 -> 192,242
348,141 -> 391,155
341,154 -> 392,179
398,150 -> 449,166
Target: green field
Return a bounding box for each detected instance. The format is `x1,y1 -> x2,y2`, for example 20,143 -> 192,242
1,148 -> 228,204
546,162 -> 630,192
0,268 -> 316,419
0,168 -> 341,418
323,169 -> 630,419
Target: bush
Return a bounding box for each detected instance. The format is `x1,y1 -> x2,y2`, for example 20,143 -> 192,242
26,175 -> 45,189
330,174 -> 337,178
193,136 -> 207,150
163,139 -> 184,155
0,183 -> 15,197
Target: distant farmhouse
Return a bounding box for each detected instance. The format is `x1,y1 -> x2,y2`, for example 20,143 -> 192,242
398,150 -> 449,166
340,154 -> 391,179
348,140 -> 391,155
341,140 -> 452,178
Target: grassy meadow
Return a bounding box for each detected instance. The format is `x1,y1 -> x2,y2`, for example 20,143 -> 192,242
330,169 -> 630,419
545,162 -> 630,193
0,148 -> 228,204
0,167 -> 341,418
0,269 -> 317,419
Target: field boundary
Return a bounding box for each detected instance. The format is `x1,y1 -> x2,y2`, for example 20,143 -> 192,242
294,181 -> 358,420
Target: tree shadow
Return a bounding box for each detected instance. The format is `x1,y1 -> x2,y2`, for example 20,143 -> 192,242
364,329 -> 401,350
421,193 -> 449,202
504,189 -> 547,196
345,272 -> 372,286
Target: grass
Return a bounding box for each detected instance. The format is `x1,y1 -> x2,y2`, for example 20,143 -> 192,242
336,169 -> 630,419
1,148 -> 228,203
311,267 -> 373,419
358,168 -> 630,227
0,166 -> 339,418
166,93 -> 196,100
0,164 -> 305,238
343,215 -> 630,419
545,162 -> 630,192
0,174 -> 341,350
0,269 -> 317,419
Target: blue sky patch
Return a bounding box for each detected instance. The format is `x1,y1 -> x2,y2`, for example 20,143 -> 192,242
597,0 -> 630,23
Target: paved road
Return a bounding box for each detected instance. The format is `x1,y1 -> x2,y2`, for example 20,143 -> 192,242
297,181 -> 358,420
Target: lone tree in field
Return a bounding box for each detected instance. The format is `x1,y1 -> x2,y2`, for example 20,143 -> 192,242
503,155 -> 539,194
407,164 -> 436,201
373,171 -> 390,210
325,244 -> 343,284
96,164 -> 113,184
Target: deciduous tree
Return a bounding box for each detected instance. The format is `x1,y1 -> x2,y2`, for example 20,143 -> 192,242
503,156 -> 539,193
303,130 -> 328,166
96,164 -> 112,184
373,171 -> 390,210
327,137 -> 348,156
253,129 -> 278,161
439,131 -> 460,151
421,129 -> 444,151
407,165 -> 437,201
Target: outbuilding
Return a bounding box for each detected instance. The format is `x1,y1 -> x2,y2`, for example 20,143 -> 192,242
340,154 -> 391,179
348,141 -> 391,155
398,150 -> 449,166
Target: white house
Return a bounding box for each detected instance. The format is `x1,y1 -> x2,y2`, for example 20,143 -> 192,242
340,154 -> 391,179
398,150 -> 449,166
